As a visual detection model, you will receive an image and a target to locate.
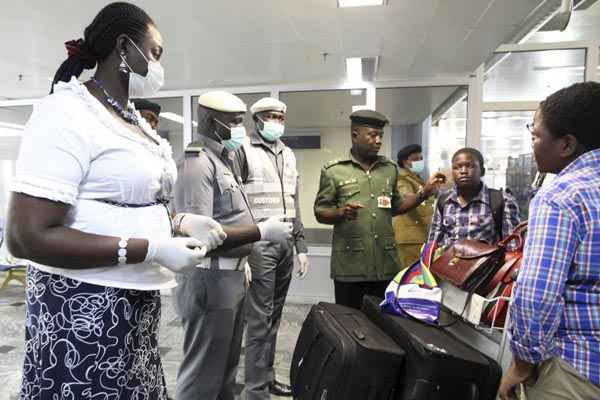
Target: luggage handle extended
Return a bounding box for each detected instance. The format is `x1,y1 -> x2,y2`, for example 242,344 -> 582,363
352,329 -> 366,341
393,278 -> 476,329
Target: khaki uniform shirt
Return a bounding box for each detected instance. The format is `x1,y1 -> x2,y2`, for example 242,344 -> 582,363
393,168 -> 435,245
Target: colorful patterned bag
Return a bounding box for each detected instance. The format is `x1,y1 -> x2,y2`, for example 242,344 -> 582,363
380,242 -> 444,324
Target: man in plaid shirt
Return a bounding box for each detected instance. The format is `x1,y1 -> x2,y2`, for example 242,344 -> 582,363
500,82 -> 600,399
427,147 -> 521,248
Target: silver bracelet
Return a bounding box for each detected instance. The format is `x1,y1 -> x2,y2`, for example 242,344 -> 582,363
117,237 -> 129,265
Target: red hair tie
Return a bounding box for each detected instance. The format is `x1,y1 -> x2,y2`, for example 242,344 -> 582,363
65,39 -> 96,69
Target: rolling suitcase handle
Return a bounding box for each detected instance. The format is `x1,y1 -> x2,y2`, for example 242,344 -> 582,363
353,329 -> 366,340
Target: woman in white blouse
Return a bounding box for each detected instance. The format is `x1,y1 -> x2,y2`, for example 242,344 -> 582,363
4,3 -> 225,399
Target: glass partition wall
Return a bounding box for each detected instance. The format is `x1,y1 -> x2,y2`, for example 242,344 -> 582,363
1,40 -> 598,230
280,89 -> 367,232
481,47 -> 588,217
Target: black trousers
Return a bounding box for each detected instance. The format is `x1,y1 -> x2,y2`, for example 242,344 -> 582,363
333,280 -> 388,310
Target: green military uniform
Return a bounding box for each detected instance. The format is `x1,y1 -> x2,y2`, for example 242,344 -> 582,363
392,167 -> 435,268
314,152 -> 403,282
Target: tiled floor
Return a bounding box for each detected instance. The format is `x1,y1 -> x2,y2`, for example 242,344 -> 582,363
0,284 -> 311,400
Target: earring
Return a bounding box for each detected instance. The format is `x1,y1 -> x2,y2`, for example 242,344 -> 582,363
118,53 -> 129,74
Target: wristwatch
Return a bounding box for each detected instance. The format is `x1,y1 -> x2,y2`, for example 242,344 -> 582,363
416,188 -> 427,203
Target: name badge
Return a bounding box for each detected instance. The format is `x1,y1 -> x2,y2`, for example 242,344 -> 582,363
377,195 -> 391,209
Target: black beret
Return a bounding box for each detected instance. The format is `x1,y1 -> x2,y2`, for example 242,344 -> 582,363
132,99 -> 161,116
397,144 -> 422,164
349,109 -> 388,128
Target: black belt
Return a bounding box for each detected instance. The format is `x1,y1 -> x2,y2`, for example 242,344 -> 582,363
97,199 -> 165,208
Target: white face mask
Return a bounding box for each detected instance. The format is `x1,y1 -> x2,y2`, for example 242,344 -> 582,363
121,37 -> 165,98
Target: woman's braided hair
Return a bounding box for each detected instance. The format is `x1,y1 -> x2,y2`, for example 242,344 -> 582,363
50,2 -> 154,93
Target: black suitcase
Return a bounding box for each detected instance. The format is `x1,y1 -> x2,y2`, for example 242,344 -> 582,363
362,296 -> 502,400
290,302 -> 405,400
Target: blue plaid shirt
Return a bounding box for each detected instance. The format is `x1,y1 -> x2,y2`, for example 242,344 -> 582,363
427,183 -> 521,248
510,149 -> 600,386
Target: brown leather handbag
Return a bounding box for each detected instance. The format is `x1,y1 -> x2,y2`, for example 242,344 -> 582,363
430,240 -> 506,293
479,222 -> 528,296
483,222 -> 528,327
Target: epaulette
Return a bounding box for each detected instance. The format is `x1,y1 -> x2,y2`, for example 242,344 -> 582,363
324,159 -> 343,169
185,144 -> 204,154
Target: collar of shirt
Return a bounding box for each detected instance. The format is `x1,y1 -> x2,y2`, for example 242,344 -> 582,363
447,182 -> 490,209
346,150 -> 388,170
250,129 -> 284,155
399,167 -> 425,185
556,148 -> 600,178
199,134 -> 233,162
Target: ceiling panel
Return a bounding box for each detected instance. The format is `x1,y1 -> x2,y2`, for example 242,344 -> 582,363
376,86 -> 462,125
0,0 -> 549,99
484,49 -> 586,101
528,0 -> 600,42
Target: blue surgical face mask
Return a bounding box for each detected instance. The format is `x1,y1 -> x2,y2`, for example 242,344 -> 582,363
214,118 -> 246,151
258,117 -> 285,142
410,159 -> 425,174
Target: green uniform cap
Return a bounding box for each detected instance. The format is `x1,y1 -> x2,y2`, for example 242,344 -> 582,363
349,109 -> 389,128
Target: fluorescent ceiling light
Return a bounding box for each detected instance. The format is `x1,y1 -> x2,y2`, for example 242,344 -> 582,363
338,0 -> 385,8
483,116 -> 531,121
346,56 -> 379,82
346,57 -> 363,82
160,112 -> 198,127
441,117 -> 467,121
0,121 -> 25,130
352,105 -> 370,113
160,112 -> 184,124
350,89 -> 363,96
534,65 -> 600,72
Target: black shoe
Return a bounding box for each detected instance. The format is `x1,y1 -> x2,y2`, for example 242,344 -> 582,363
269,380 -> 293,396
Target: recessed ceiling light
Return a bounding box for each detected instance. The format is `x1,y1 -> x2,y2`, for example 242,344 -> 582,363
338,0 -> 386,8
350,89 -> 363,96
346,56 -> 379,82
160,112 -> 198,127
0,121 -> 25,130
352,105 -> 370,113
160,112 -> 184,124
346,57 -> 363,82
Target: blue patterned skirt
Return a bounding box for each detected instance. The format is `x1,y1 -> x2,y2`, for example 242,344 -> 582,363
20,266 -> 168,400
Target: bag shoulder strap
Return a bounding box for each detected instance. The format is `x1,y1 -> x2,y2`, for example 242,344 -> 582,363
436,192 -> 450,220
488,188 -> 505,238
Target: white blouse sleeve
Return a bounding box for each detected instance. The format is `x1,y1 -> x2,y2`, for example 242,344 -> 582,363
10,95 -> 92,205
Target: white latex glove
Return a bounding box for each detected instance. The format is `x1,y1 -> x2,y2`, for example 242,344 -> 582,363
257,216 -> 293,244
145,237 -> 207,273
244,262 -> 252,288
296,253 -> 309,279
177,213 -> 227,253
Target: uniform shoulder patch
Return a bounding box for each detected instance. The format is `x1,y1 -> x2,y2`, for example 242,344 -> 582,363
185,145 -> 205,154
324,159 -> 343,169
